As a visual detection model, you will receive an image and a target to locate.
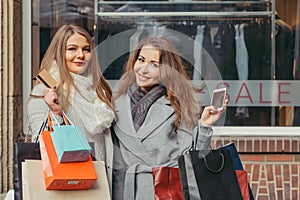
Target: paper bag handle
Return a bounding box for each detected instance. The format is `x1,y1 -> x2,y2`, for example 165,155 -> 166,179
48,110 -> 73,128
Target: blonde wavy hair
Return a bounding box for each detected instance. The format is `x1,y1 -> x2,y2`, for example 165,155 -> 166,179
117,36 -> 203,129
31,24 -> 113,110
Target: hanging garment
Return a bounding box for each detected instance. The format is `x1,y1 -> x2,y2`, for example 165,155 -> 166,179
130,26 -> 144,52
193,25 -> 205,80
235,24 -> 249,81
235,24 -> 249,118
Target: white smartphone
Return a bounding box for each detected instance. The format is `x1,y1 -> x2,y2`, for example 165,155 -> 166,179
210,88 -> 227,113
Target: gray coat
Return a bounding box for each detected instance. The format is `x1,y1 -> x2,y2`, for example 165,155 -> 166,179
109,93 -> 213,200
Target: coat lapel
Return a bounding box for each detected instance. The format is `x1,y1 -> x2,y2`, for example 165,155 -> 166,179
137,97 -> 174,139
114,94 -> 136,137
113,94 -> 174,165
114,94 -> 174,140
114,94 -> 153,164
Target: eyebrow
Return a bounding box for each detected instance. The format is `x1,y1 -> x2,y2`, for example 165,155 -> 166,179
138,54 -> 160,64
67,44 -> 90,48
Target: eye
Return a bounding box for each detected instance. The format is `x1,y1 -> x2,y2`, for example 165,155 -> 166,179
67,47 -> 76,51
151,63 -> 159,68
137,57 -> 144,62
83,47 -> 91,52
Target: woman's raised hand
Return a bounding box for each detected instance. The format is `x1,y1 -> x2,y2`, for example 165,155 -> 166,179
199,99 -> 228,127
44,87 -> 62,115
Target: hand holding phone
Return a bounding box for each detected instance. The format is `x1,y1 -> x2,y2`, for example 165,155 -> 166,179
210,88 -> 227,114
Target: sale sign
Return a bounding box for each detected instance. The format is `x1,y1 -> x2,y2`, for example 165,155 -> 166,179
110,80 -> 300,107
192,80 -> 300,106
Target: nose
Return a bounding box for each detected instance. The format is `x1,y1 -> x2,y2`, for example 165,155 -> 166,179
140,64 -> 149,74
76,49 -> 84,58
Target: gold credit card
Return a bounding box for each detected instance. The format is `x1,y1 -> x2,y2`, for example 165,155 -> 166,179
35,69 -> 57,89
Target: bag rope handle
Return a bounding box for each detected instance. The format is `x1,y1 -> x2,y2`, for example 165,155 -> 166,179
33,114 -> 48,144
199,151 -> 225,173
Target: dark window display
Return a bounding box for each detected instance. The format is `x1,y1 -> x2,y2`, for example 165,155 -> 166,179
32,0 -> 300,127
95,0 -> 274,126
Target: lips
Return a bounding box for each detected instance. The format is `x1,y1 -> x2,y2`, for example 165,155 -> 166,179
73,62 -> 85,66
137,73 -> 150,82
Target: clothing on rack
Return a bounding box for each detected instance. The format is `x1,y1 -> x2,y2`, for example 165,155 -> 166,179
235,24 -> 249,81
193,25 -> 205,80
293,0 -> 300,126
94,3 -> 276,126
235,23 -> 249,118
273,15 -> 294,125
130,26 -> 144,52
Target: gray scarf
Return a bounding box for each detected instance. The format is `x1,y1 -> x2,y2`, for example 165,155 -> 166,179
128,82 -> 166,131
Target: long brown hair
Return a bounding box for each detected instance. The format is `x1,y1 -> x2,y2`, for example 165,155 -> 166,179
117,36 -> 202,129
32,24 -> 113,110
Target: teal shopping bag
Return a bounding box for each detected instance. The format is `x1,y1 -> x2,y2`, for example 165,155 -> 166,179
50,125 -> 92,163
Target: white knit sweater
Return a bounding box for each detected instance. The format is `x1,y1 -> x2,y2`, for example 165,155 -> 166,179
27,63 -> 114,161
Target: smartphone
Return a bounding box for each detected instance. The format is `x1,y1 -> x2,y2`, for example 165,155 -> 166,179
35,69 -> 57,89
210,88 -> 227,113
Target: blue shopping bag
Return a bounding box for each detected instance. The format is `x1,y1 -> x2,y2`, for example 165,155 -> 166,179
48,111 -> 92,163
219,142 -> 254,200
51,125 -> 92,163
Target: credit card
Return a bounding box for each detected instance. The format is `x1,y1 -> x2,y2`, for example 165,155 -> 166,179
35,69 -> 57,89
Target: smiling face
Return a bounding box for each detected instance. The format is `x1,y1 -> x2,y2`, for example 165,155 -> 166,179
134,45 -> 160,91
65,33 -> 91,75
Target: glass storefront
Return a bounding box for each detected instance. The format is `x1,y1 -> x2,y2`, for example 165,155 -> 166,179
27,0 -> 300,127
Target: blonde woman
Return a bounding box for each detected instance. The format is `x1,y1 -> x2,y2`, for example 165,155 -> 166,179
27,24 -> 114,162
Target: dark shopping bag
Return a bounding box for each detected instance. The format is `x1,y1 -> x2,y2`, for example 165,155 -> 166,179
178,148 -> 243,200
218,142 -> 243,169
13,118 -> 47,200
152,166 -> 184,200
13,142 -> 41,200
219,142 -> 254,200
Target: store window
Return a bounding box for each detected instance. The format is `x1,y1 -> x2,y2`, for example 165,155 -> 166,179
28,0 -> 300,127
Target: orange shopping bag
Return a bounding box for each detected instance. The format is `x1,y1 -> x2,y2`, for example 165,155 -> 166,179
39,129 -> 97,190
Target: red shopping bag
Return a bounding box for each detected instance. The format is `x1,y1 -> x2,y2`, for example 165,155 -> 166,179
39,129 -> 97,190
236,170 -> 250,200
152,167 -> 184,200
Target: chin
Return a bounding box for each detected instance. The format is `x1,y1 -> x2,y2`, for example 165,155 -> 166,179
137,83 -> 149,88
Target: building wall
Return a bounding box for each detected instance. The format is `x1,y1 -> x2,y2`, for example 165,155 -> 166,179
0,0 -> 299,199
0,0 -> 23,194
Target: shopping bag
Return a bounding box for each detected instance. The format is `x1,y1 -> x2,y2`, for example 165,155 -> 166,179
50,112 -> 92,163
152,166 -> 184,200
39,129 -> 97,190
219,142 -> 254,200
13,118 -> 47,200
51,125 -> 92,162
236,170 -> 250,200
22,160 -> 110,200
178,149 -> 243,200
218,142 -> 243,170
13,142 -> 41,200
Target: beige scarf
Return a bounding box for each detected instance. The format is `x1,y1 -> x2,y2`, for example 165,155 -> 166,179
49,62 -> 114,135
